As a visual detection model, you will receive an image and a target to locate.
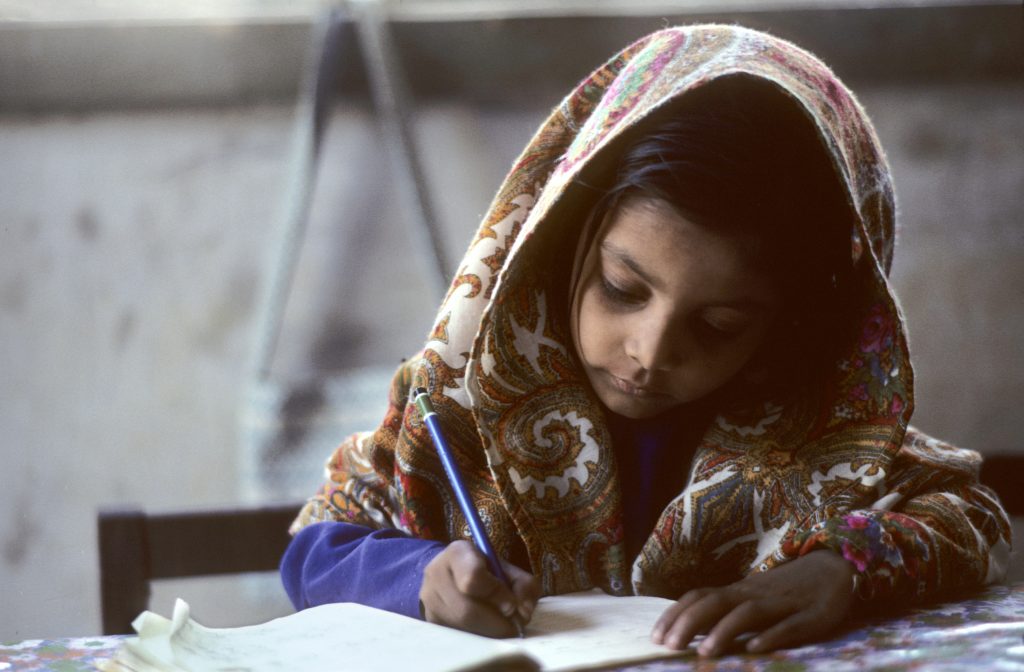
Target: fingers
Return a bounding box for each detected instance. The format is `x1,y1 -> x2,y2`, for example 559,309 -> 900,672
654,589 -> 816,656
651,590 -> 697,648
447,542 -> 510,603
420,541 -> 537,638
652,551 -> 857,657
744,583 -> 847,653
651,587 -> 709,643
699,597 -> 795,657
653,588 -> 746,652
746,610 -> 824,654
503,559 -> 542,622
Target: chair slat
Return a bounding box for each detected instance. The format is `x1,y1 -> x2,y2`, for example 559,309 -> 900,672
97,503 -> 301,635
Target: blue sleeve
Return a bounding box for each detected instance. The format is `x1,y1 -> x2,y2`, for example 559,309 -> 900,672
280,521 -> 445,620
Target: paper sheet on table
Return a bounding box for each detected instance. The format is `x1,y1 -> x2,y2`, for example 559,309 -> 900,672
97,589 -> 691,672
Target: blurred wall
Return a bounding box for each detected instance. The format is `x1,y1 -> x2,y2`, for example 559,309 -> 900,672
1,3 -> 1022,640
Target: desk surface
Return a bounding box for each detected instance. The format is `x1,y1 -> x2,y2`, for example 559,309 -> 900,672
3,582 -> 1023,671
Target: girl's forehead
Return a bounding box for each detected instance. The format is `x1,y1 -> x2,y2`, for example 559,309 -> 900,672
600,198 -> 778,306
602,197 -> 751,260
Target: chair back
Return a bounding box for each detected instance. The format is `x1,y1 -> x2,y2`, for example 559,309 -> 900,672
97,503 -> 301,635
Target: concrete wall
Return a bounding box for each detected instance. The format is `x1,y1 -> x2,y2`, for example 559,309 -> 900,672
1,6 -> 1022,641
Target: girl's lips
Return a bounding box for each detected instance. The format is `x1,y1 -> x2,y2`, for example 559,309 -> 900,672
608,373 -> 670,398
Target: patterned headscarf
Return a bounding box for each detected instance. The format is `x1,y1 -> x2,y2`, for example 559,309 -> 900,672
294,25 -> 998,599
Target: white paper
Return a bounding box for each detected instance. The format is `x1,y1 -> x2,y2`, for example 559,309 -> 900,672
519,590 -> 687,671
100,590 -> 691,672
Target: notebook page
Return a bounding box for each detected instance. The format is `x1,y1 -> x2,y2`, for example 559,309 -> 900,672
106,599 -> 534,672
519,589 -> 692,671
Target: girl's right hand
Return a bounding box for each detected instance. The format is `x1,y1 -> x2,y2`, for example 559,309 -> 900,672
419,540 -> 541,637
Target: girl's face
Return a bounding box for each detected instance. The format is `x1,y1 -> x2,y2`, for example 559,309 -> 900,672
571,197 -> 780,419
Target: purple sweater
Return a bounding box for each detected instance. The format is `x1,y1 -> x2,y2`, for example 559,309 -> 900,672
280,409 -> 703,617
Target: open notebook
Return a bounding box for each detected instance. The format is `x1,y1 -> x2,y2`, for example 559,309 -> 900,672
97,589 -> 698,671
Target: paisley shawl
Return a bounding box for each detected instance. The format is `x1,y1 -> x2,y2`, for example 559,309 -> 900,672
293,25 -> 1011,606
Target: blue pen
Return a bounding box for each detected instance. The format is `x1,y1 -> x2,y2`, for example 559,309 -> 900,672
411,386 -> 527,638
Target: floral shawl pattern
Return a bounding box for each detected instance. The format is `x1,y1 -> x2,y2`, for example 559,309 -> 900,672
292,25 -> 1011,605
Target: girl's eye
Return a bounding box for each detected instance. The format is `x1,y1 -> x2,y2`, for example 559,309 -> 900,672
599,276 -> 644,305
699,319 -> 746,341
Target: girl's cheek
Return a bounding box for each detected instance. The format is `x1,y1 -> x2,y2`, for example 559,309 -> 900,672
582,314 -> 619,365
580,323 -> 605,364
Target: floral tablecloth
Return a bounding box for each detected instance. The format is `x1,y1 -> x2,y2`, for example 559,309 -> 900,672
623,581 -> 1024,671
3,583 -> 1022,671
0,637 -> 124,672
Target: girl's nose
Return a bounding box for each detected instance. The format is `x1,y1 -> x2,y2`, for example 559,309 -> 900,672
626,315 -> 683,372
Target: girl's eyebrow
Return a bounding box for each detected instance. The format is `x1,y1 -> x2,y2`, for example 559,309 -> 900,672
601,241 -> 657,287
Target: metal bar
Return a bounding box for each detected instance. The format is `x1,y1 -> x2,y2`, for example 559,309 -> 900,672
353,0 -> 451,299
248,8 -> 348,381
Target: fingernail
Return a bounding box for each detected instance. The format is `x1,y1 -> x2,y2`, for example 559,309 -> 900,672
518,602 -> 534,620
651,629 -> 663,644
697,641 -> 715,657
500,602 -> 515,617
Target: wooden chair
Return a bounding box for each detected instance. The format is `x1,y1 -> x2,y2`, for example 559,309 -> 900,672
97,502 -> 302,635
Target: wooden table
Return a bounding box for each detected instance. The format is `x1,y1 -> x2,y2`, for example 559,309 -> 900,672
3,582 -> 1023,671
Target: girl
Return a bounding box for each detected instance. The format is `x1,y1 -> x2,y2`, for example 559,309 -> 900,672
281,25 -> 1011,656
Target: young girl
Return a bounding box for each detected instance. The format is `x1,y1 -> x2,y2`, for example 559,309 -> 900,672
281,25 -> 1011,656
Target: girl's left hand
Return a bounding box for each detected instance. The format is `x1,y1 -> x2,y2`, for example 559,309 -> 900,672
651,549 -> 855,657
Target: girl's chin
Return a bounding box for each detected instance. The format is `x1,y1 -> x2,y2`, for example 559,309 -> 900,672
607,405 -> 675,420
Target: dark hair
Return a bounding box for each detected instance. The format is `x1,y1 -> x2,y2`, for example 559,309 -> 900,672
588,76 -> 855,394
